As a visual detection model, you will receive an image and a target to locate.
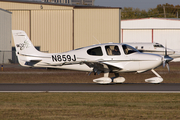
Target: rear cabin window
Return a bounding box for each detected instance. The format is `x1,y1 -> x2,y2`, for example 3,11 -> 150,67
87,47 -> 103,56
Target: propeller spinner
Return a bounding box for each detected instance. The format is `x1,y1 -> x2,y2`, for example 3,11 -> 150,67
163,43 -> 173,71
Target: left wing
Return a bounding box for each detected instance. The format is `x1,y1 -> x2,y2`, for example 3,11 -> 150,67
29,58 -> 123,73
83,61 -> 123,73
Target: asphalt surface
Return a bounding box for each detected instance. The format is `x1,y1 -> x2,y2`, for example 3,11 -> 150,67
0,83 -> 180,92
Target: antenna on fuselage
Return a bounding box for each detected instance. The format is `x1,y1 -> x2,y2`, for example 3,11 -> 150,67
93,36 -> 101,44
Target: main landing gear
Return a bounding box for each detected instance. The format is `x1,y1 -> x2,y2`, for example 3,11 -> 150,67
145,69 -> 163,83
93,72 -> 125,84
92,64 -> 125,84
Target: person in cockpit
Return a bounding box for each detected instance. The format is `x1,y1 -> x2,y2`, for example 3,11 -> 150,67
112,46 -> 120,55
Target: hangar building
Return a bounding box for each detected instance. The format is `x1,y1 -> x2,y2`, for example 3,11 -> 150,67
0,8 -> 11,64
0,0 -> 121,54
121,18 -> 180,51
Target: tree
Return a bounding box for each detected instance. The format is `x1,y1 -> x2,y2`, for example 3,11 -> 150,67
122,7 -> 148,19
147,8 -> 162,18
157,3 -> 178,18
121,3 -> 180,19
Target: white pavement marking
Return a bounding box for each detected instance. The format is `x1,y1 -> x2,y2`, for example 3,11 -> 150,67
0,91 -> 180,93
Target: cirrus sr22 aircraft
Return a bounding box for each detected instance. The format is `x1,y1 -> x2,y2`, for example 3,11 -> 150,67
12,30 -> 173,84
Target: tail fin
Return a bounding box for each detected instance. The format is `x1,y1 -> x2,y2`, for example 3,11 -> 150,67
12,30 -> 40,54
12,30 -> 42,66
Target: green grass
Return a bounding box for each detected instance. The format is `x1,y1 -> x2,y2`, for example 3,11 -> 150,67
0,93 -> 180,120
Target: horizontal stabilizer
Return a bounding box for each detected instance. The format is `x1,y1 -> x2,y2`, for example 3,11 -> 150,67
25,60 -> 41,66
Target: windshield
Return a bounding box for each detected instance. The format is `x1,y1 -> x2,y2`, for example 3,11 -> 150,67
154,43 -> 164,48
122,44 -> 139,55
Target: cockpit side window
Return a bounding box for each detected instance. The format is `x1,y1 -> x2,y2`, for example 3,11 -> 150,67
87,47 -> 103,56
154,44 -> 164,48
122,45 -> 139,55
105,45 -> 121,55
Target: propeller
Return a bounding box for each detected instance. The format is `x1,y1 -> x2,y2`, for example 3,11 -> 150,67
163,42 -> 173,71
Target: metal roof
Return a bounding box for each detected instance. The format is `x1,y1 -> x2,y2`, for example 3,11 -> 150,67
0,8 -> 12,14
121,17 -> 180,29
0,0 -> 121,9
122,17 -> 180,22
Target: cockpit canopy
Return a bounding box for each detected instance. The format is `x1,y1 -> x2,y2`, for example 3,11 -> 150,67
87,44 -> 139,56
154,43 -> 164,48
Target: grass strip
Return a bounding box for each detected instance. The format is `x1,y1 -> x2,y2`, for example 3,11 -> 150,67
0,93 -> 180,120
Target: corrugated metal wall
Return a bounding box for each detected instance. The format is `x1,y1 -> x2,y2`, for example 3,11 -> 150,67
0,1 -> 74,53
0,9 -> 12,63
122,29 -> 152,43
31,10 -> 73,53
74,8 -> 120,49
121,18 -> 180,53
154,29 -> 180,51
0,1 -> 120,53
11,10 -> 30,46
10,10 -> 73,53
121,29 -> 180,52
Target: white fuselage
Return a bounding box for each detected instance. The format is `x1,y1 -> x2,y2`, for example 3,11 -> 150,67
19,43 -> 162,73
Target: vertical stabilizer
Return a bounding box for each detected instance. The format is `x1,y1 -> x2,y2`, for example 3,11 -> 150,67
12,30 -> 40,55
12,30 -> 42,66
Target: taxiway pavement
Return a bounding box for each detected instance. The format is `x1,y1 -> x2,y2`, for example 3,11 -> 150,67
0,83 -> 180,92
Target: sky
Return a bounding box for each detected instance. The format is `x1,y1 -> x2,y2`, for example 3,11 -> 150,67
94,0 -> 180,11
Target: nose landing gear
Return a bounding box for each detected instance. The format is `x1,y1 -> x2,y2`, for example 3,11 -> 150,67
145,69 -> 163,83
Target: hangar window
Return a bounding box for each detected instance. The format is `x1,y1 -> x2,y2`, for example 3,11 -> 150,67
87,47 -> 103,56
105,45 -> 121,55
122,45 -> 139,55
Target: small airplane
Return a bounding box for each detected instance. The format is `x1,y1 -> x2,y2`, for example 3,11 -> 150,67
125,42 -> 180,62
124,42 -> 174,55
12,30 -> 173,84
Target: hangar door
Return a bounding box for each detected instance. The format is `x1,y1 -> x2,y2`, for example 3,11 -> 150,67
74,9 -> 120,49
154,30 -> 180,51
11,10 -> 31,46
11,10 -> 73,53
31,10 -> 73,53
121,29 -> 152,43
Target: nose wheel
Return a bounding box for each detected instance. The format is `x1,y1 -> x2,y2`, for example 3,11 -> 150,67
145,69 -> 163,83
